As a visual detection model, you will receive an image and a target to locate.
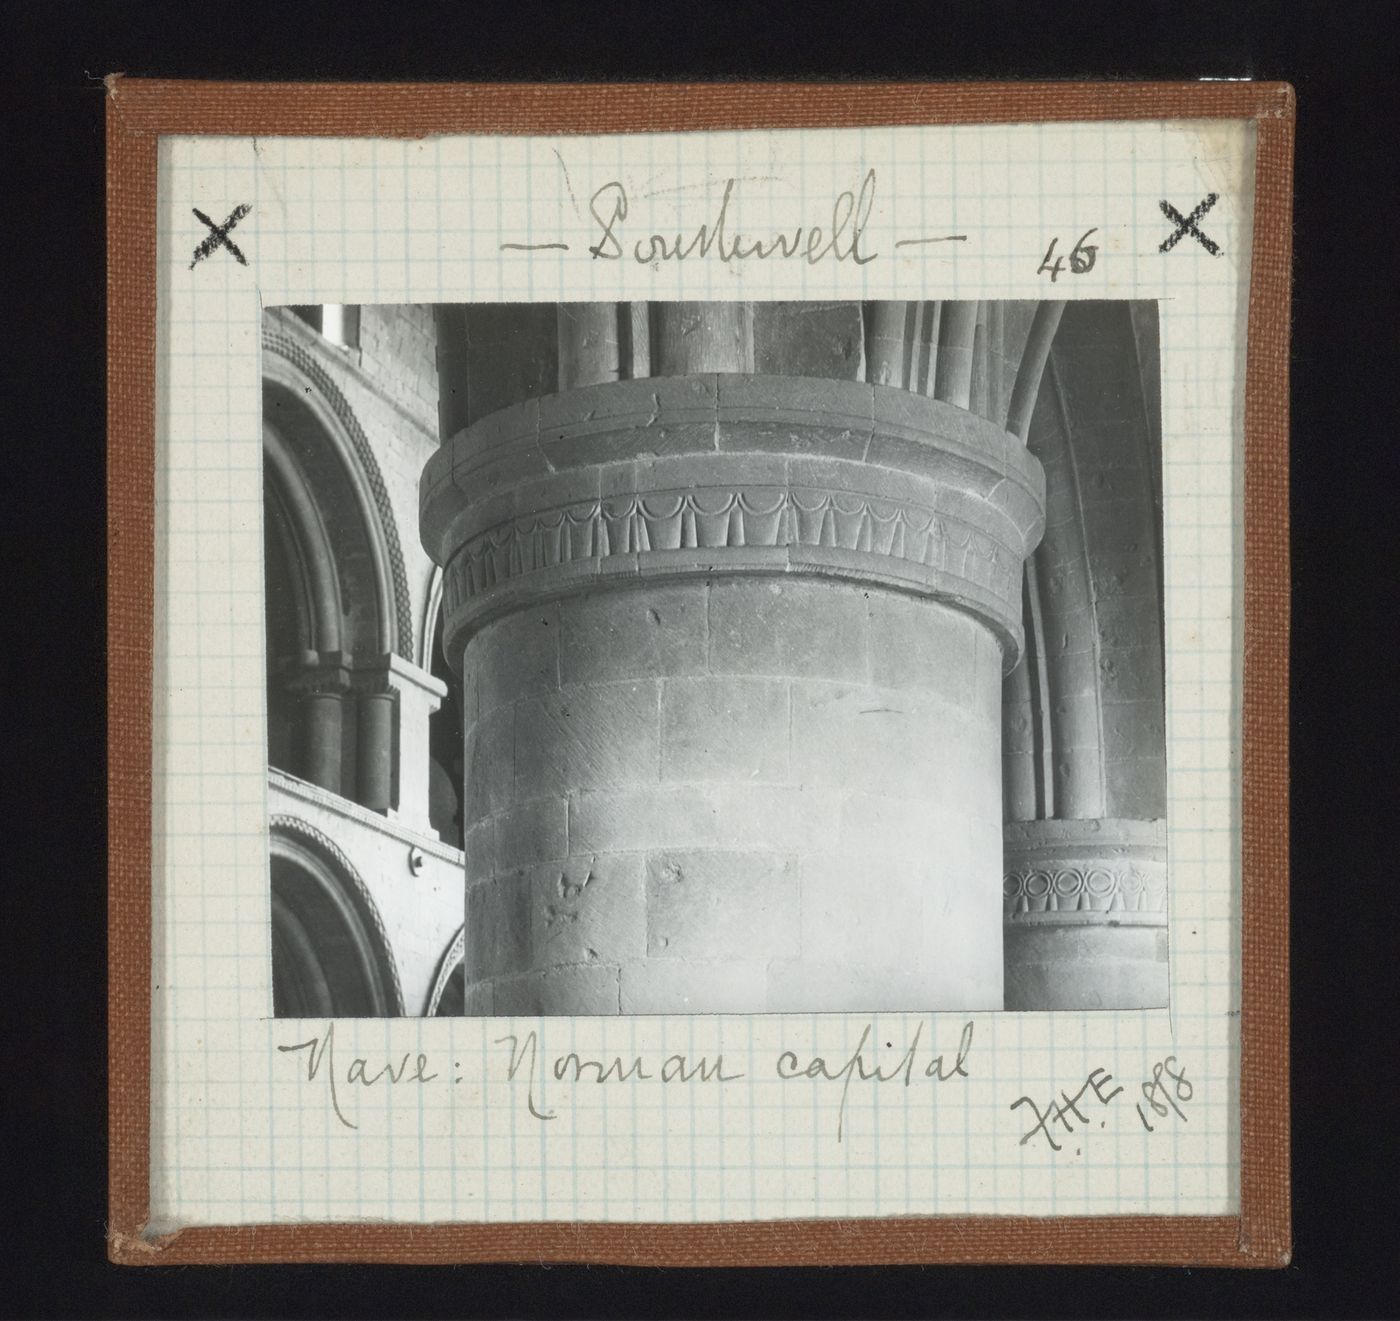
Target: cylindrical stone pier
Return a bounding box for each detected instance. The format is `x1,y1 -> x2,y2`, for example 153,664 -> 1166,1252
301,689 -> 344,795
422,304 -> 1048,1015
1002,818 -> 1168,1010
355,691 -> 395,811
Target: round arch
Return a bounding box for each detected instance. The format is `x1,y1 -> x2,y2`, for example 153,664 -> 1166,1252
261,329 -> 414,663
425,926 -> 466,1017
269,816 -> 404,1018
263,424 -> 347,659
420,565 -> 445,671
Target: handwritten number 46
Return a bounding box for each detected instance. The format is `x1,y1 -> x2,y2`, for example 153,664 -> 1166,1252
1038,228 -> 1099,282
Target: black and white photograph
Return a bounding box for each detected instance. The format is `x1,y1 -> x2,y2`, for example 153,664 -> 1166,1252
263,298 -> 1166,1019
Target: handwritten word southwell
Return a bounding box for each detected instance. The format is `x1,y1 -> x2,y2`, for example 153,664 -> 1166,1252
586,169 -> 880,268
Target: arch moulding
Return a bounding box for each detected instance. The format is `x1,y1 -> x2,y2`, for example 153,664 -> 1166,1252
268,813 -> 405,1016
262,323 -> 416,663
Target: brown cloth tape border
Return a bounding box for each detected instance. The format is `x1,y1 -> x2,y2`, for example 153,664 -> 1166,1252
107,80 -> 1292,1267
102,78 -> 1294,137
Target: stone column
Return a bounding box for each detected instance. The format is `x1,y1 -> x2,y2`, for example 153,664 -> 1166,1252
422,306 -> 1047,1015
384,654 -> 447,837
1002,818 -> 1168,1009
355,691 -> 395,811
297,657 -> 351,795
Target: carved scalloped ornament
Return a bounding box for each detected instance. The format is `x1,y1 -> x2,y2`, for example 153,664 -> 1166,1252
1002,861 -> 1167,925
444,487 -> 1013,607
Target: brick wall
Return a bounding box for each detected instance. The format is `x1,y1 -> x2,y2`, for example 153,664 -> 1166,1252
358,304 -> 440,430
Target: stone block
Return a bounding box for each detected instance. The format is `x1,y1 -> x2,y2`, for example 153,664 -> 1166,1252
1008,922 -> 1165,965
595,460 -> 642,500
458,650 -> 480,723
569,787 -> 722,854
1102,753 -> 1168,821
966,813 -> 1005,875
798,852 -> 927,968
974,622 -> 1010,703
1049,647 -> 1099,700
494,796 -> 568,870
660,677 -> 789,783
469,606 -> 561,715
708,579 -> 870,682
837,794 -> 948,862
1001,697 -> 1035,756
449,392 -> 536,468
1002,751 -> 1038,823
461,980 -> 496,1016
928,955 -> 1004,1012
618,958 -> 768,1014
559,584 -> 708,686
1098,645 -> 1163,704
867,593 -> 978,699
464,705 -> 514,827
491,964 -> 622,1016
529,853 -> 647,969
1004,924 -> 1167,1011
1095,611 -> 1159,655
1002,816 -> 1165,855
458,305 -> 558,427
950,732 -> 1007,820
553,783 -> 847,859
1101,698 -> 1166,760
456,438 -> 553,502
765,958 -> 998,1014
462,817 -> 496,884
465,870 -> 532,980
444,486 -> 517,554
1089,550 -> 1158,604
923,871 -> 1005,985
751,302 -> 865,381
716,374 -> 873,463
514,680 -> 660,799
1042,486 -> 1084,531
1045,601 -> 1098,658
1039,555 -> 1092,610
634,545 -> 788,583
419,467 -> 470,565
1052,753 -> 1103,821
511,467 -> 603,524
644,849 -> 799,961
1051,689 -> 1102,751
637,451 -> 791,493
544,422 -> 718,472
539,375 -> 719,470
869,389 -> 1006,482
704,783 -> 844,854
787,453 -> 935,508
790,679 -> 971,798
1076,463 -> 1153,512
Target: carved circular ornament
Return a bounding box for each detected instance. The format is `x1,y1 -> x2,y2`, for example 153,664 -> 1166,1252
1003,862 -> 1167,924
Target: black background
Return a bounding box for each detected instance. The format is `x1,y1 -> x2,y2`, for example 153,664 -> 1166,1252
7,1 -> 1398,1316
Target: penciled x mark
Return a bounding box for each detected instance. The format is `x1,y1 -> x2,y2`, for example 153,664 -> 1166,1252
1158,193 -> 1221,256
189,203 -> 252,270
